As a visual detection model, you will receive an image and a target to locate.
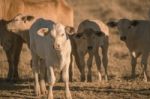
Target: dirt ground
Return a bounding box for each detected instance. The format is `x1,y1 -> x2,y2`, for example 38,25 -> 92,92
0,0 -> 150,99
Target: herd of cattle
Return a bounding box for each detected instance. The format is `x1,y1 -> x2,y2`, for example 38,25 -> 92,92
1,0 -> 150,99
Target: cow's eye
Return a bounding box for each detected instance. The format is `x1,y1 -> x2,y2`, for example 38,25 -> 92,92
82,37 -> 86,39
92,36 -> 95,39
61,33 -> 65,36
14,19 -> 19,21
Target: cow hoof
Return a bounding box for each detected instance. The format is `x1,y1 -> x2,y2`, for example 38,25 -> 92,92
81,76 -> 86,82
41,89 -> 47,95
6,78 -> 14,83
105,75 -> 108,82
87,78 -> 92,82
87,75 -> 92,82
35,85 -> 41,96
66,92 -> 72,99
58,78 -> 63,82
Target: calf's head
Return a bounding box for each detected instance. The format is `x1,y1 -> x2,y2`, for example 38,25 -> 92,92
7,14 -> 35,33
37,23 -> 75,50
74,29 -> 105,52
107,19 -> 139,41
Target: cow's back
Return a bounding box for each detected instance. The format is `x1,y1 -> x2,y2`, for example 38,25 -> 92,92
77,19 -> 109,36
0,0 -> 73,26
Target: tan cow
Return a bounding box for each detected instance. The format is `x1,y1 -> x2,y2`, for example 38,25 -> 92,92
1,0 -> 73,26
0,0 -> 74,82
73,19 -> 109,82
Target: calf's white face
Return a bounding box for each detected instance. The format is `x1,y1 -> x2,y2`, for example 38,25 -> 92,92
38,23 -> 74,50
7,14 -> 34,33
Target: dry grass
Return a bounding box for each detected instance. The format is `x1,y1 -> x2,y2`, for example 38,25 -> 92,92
0,0 -> 150,99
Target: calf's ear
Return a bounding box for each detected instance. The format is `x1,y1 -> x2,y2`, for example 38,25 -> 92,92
107,21 -> 118,27
131,20 -> 139,26
95,31 -> 105,37
37,28 -> 49,37
75,33 -> 83,39
22,15 -> 34,23
128,20 -> 139,29
65,26 -> 75,35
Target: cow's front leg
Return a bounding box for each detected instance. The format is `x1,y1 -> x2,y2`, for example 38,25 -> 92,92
31,53 -> 41,96
34,71 -> 41,96
77,51 -> 86,82
13,40 -> 23,82
102,45 -> 108,81
5,50 -> 14,82
39,59 -> 47,95
141,53 -> 149,82
87,52 -> 93,82
62,64 -> 72,99
47,66 -> 55,99
130,52 -> 140,79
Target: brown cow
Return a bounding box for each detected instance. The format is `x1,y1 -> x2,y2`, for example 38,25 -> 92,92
0,20 -> 24,82
0,0 -> 74,82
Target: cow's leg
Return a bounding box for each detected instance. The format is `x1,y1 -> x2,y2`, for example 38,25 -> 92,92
39,59 -> 47,95
101,45 -> 108,81
73,49 -> 81,77
62,64 -> 72,99
5,50 -> 14,81
59,55 -> 74,82
94,49 -> 102,82
47,66 -> 55,99
31,53 -> 41,96
5,37 -> 23,82
69,54 -> 74,82
34,71 -> 41,96
13,39 -> 23,81
77,51 -> 86,82
141,53 -> 149,82
130,52 -> 140,79
87,52 -> 93,82
59,55 -> 73,82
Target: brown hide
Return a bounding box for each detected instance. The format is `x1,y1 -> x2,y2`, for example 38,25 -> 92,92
0,0 -> 74,26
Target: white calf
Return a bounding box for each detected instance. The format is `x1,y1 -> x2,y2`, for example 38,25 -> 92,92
30,18 -> 74,99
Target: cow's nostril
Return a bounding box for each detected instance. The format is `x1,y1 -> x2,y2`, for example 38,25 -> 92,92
87,46 -> 93,50
54,44 -> 61,50
120,36 -> 127,41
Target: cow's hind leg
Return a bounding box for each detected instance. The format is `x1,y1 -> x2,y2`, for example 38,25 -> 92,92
69,54 -> 74,82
